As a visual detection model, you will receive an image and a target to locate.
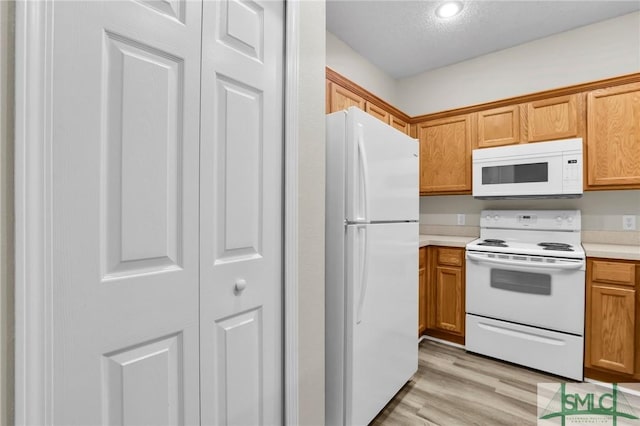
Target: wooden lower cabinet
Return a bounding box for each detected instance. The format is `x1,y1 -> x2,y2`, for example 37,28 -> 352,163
585,258 -> 640,381
434,266 -> 464,333
422,246 -> 465,344
418,247 -> 427,335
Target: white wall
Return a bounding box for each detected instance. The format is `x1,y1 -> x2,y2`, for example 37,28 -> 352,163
326,31 -> 398,105
298,2 -> 326,425
0,1 -> 14,425
398,11 -> 640,116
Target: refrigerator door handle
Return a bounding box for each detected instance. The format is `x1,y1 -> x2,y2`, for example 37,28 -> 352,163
356,225 -> 368,324
356,124 -> 370,222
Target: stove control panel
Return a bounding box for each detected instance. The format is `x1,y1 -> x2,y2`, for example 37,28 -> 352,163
480,210 -> 581,231
517,214 -> 537,225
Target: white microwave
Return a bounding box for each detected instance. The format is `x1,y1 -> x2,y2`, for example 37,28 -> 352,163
472,138 -> 583,199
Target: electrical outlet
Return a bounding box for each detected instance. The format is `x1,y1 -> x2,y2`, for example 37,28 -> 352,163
623,215 -> 636,231
457,214 -> 465,226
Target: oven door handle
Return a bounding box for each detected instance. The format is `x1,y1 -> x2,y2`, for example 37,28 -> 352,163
466,253 -> 584,270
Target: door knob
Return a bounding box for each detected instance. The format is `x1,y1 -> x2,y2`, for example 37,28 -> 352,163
234,279 -> 247,294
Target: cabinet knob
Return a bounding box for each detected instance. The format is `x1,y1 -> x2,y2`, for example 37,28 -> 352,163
235,279 -> 247,294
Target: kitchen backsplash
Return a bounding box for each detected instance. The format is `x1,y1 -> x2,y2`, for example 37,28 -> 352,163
420,190 -> 640,245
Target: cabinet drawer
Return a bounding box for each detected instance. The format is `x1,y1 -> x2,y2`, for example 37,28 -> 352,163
592,261 -> 636,286
437,248 -> 463,267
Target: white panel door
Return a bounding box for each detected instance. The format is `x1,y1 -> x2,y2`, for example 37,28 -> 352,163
345,107 -> 419,223
50,1 -> 201,424
199,1 -> 284,425
345,222 -> 418,426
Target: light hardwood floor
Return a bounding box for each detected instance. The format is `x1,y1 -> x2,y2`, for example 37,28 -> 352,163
371,339 -> 568,425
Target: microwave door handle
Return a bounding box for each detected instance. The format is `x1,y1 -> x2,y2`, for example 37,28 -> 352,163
466,252 -> 584,270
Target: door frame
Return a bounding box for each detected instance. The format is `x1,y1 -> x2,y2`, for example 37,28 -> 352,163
13,1 -> 301,424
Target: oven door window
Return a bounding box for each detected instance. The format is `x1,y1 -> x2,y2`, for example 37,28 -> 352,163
490,269 -> 551,295
482,162 -> 548,185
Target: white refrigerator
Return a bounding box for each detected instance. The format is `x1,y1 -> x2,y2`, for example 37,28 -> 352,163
325,107 -> 419,426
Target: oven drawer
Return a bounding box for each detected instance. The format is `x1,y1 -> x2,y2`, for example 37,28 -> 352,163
466,314 -> 583,381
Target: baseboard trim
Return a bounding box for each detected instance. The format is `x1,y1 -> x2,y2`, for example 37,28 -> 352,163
421,334 -> 466,350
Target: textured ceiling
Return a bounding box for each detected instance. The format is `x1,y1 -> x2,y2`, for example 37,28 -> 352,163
326,1 -> 640,79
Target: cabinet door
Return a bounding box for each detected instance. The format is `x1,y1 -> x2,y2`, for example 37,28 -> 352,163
419,248 -> 427,335
329,82 -> 365,113
365,101 -> 390,124
418,115 -> 472,194
390,114 -> 410,135
476,105 -> 521,148
434,266 -> 464,334
587,82 -> 640,188
588,284 -> 635,374
526,94 -> 580,142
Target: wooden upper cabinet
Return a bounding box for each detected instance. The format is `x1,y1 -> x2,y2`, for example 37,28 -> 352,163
586,82 -> 640,189
476,105 -> 521,148
390,114 -> 410,134
327,68 -> 640,193
418,115 -> 473,194
365,101 -> 390,124
329,81 -> 365,113
326,71 -> 411,135
526,94 -> 580,142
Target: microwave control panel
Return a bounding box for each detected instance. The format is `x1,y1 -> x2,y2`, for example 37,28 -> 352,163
562,153 -> 582,191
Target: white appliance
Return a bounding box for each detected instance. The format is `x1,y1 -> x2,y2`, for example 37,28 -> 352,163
465,210 -> 585,380
472,138 -> 583,199
325,107 -> 419,426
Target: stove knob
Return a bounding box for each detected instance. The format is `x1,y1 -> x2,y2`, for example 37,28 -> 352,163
567,216 -> 574,223
556,216 -> 563,223
493,214 -> 500,221
485,215 -> 491,221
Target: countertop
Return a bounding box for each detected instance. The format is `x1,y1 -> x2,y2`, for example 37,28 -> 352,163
419,234 -> 640,261
582,243 -> 640,261
419,234 -> 477,248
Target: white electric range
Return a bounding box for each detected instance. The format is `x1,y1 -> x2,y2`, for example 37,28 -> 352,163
465,210 -> 585,380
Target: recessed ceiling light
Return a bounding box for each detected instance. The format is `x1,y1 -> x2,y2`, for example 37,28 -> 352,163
436,1 -> 463,19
